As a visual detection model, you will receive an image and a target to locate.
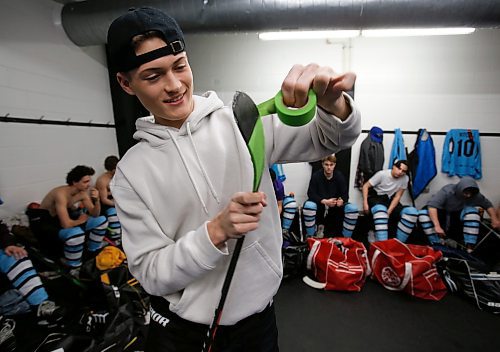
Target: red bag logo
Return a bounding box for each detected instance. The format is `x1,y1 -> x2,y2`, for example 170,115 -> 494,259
381,266 -> 401,288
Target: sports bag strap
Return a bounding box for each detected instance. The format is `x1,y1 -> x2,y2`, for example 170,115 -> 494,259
306,239 -> 321,271
304,239 -> 326,289
302,275 -> 327,289
363,248 -> 372,276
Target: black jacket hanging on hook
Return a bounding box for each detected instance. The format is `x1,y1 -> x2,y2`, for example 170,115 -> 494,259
355,127 -> 384,189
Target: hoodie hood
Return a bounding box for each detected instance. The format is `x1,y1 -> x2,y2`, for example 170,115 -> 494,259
455,176 -> 479,196
133,91 -> 224,147
369,126 -> 383,143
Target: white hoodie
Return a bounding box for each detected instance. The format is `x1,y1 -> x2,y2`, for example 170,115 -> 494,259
110,91 -> 361,325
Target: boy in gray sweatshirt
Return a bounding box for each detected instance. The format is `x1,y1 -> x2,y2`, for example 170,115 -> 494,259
418,176 -> 499,251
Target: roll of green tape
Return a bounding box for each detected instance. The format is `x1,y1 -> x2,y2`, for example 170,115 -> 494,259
257,90 -> 317,127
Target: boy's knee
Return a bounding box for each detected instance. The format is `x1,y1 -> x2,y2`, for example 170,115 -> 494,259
371,204 -> 388,218
400,207 -> 418,222
86,216 -> 108,231
58,227 -> 85,241
418,209 -> 429,219
105,207 -> 117,217
344,202 -> 358,214
283,197 -> 297,211
302,200 -> 317,215
0,250 -> 18,272
461,206 -> 480,221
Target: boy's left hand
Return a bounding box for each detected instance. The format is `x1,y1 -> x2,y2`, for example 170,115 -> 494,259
336,198 -> 344,207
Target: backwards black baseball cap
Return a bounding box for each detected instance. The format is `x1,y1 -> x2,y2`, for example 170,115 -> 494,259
107,7 -> 185,73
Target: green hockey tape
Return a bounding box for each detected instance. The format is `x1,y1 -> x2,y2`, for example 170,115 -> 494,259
257,90 -> 317,127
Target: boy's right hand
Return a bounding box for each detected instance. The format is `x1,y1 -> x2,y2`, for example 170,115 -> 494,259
208,192 -> 267,248
281,63 -> 356,120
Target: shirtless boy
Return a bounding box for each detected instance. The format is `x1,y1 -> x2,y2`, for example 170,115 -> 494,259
95,156 -> 121,244
34,165 -> 108,269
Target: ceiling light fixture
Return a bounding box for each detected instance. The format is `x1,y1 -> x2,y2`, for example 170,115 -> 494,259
258,28 -> 476,41
361,27 -> 476,37
258,30 -> 360,40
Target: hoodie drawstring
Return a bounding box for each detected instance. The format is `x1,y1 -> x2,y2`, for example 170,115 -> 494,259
187,122 -> 221,204
166,129 -> 209,215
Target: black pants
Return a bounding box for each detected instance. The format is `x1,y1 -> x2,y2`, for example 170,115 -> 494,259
146,296 -> 279,352
26,208 -> 63,259
437,209 -> 463,242
316,205 -> 344,237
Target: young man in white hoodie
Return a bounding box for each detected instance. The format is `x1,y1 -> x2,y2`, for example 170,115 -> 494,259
107,7 -> 361,351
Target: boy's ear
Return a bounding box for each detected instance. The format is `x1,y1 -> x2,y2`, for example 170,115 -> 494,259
116,72 -> 135,96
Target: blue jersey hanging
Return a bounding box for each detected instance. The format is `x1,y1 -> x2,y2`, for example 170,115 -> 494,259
409,129 -> 437,199
388,128 -> 406,168
442,129 -> 482,179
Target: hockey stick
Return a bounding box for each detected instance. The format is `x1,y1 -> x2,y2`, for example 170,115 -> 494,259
202,92 -> 264,352
298,205 -> 304,243
202,90 -> 316,351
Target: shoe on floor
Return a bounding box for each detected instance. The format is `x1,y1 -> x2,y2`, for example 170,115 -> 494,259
367,230 -> 376,243
0,316 -> 16,352
316,225 -> 325,239
37,300 -> 65,324
38,270 -> 62,280
79,310 -> 110,333
443,238 -> 458,249
69,267 -> 81,278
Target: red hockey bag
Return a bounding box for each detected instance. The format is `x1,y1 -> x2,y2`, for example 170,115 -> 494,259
368,239 -> 447,301
304,237 -> 371,292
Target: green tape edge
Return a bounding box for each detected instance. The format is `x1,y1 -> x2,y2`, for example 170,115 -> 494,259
248,117 -> 266,191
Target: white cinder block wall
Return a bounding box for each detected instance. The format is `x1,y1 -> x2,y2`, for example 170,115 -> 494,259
351,32 -> 500,210
0,0 -> 118,219
1,0 -> 499,221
